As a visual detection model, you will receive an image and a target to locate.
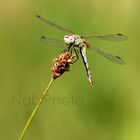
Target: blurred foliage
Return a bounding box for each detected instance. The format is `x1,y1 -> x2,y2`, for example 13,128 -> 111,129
0,0 -> 140,140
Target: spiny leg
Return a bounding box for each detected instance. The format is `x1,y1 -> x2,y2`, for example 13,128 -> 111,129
62,44 -> 72,53
71,48 -> 79,64
65,47 -> 79,64
61,45 -> 79,64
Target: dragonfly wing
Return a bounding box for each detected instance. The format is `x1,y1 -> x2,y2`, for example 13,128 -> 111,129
36,15 -> 75,34
80,47 -> 93,86
93,47 -> 125,65
84,33 -> 128,41
40,36 -> 65,47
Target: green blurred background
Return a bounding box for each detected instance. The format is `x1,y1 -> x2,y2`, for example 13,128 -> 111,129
0,0 -> 140,140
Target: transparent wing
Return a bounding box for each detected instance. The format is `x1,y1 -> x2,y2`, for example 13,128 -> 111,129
84,33 -> 128,41
36,15 -> 75,33
40,36 -> 64,47
80,47 -> 93,86
93,47 -> 125,65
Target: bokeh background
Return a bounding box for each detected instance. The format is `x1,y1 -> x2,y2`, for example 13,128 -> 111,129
0,0 -> 140,140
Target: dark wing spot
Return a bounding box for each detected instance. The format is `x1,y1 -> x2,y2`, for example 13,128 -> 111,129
41,36 -> 45,38
36,15 -> 41,18
116,56 -> 121,59
117,33 -> 123,36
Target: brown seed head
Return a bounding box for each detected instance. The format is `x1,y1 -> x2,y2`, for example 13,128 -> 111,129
51,52 -> 75,79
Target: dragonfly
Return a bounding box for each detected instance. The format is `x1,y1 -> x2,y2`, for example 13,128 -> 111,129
36,15 -> 127,86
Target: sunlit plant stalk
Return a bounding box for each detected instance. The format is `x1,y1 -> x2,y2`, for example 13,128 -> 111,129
18,78 -> 54,140
18,52 -> 75,140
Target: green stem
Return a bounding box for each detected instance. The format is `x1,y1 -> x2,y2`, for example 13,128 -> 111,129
19,78 -> 54,140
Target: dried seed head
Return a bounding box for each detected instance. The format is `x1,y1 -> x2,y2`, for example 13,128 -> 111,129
51,52 -> 75,79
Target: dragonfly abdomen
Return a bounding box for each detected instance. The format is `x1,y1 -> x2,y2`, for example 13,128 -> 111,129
80,47 -> 93,86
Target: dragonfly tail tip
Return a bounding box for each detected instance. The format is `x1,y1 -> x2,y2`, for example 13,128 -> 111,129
89,82 -> 94,87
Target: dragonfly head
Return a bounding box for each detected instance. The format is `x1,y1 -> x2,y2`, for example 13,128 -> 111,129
64,35 -> 75,45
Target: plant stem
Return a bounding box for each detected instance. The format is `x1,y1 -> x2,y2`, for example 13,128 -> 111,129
19,78 -> 54,140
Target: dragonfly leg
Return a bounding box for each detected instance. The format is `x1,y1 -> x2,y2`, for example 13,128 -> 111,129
61,44 -> 79,63
61,44 -> 72,52
71,48 -> 79,64
67,44 -> 73,52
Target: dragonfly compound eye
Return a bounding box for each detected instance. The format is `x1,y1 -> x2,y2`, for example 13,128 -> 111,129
64,35 -> 74,45
69,36 -> 75,43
